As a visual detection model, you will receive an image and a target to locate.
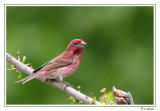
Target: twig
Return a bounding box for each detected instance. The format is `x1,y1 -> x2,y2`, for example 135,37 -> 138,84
6,52 -> 102,105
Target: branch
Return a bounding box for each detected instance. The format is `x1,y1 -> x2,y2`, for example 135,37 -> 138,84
112,86 -> 134,105
6,52 -> 102,105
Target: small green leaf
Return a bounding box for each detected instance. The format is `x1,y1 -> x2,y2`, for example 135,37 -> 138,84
11,65 -> 15,68
26,63 -> 30,66
69,96 -> 76,104
106,91 -> 114,99
91,96 -> 96,104
18,55 -> 21,61
18,72 -> 21,79
22,56 -> 26,63
6,68 -> 17,70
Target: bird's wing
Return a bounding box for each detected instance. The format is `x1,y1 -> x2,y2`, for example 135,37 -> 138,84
33,59 -> 73,73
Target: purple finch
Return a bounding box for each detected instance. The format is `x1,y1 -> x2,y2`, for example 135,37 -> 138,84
15,39 -> 87,84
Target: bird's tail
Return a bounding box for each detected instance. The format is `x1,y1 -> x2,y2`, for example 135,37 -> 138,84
15,73 -> 40,84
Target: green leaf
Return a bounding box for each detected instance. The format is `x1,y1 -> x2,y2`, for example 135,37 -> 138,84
18,72 -> 21,79
6,68 -> 17,70
11,65 -> 15,68
22,56 -> 26,63
26,63 -> 30,66
106,91 -> 114,99
18,55 -> 21,61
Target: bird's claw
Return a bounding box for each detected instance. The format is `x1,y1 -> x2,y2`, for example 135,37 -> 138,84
45,78 -> 57,83
65,83 -> 73,88
50,79 -> 58,83
63,82 -> 73,91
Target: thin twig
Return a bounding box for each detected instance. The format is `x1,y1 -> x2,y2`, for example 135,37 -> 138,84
6,52 -> 102,105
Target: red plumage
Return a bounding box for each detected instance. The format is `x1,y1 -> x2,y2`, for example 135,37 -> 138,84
15,39 -> 87,84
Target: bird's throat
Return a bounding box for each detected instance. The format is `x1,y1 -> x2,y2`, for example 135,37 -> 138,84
67,47 -> 83,55
73,48 -> 83,55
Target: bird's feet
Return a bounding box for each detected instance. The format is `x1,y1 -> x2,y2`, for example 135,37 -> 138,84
62,81 -> 73,91
50,79 -> 58,83
45,78 -> 73,91
45,78 -> 57,83
62,81 -> 73,88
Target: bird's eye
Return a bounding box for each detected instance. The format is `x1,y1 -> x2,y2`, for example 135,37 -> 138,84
74,42 -> 78,45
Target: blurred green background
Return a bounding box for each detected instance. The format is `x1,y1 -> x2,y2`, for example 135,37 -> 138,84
6,6 -> 153,105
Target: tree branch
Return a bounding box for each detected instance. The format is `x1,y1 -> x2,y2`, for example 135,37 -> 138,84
112,86 -> 134,105
6,52 -> 102,105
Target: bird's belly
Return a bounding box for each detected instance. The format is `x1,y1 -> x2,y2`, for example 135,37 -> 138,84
50,62 -> 80,79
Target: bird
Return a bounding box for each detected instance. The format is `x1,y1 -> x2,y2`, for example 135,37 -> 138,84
15,39 -> 87,84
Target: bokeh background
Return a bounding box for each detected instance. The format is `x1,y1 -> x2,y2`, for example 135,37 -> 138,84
6,6 -> 154,105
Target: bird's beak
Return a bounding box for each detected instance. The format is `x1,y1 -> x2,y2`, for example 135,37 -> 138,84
80,41 -> 87,48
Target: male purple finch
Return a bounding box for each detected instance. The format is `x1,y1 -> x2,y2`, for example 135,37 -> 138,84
15,39 -> 87,84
